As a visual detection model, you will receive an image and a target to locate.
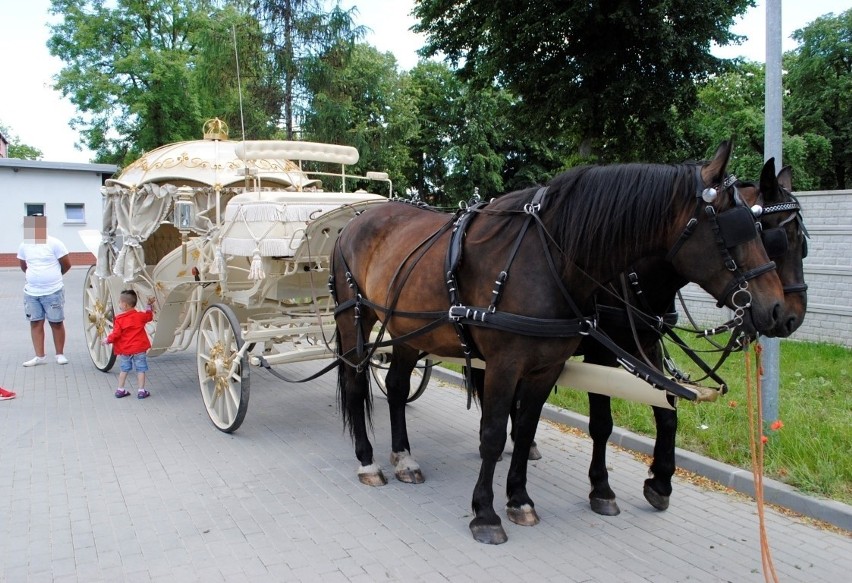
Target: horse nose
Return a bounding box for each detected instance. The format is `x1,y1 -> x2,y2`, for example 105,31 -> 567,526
784,314 -> 799,336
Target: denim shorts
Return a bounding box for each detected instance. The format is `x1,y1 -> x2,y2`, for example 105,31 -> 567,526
24,289 -> 65,323
119,352 -> 149,373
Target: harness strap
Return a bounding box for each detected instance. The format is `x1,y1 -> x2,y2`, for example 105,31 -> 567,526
255,354 -> 341,384
715,261 -> 777,308
448,305 -> 589,337
584,326 -> 697,401
660,326 -> 730,392
664,217 -> 699,262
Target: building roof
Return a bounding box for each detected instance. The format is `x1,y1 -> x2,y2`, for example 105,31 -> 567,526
0,158 -> 117,175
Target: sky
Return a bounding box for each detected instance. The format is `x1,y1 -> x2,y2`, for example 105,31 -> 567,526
0,0 -> 846,164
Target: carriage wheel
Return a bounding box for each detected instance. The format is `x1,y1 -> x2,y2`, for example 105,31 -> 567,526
82,265 -> 117,372
197,304 -> 250,433
370,353 -> 432,403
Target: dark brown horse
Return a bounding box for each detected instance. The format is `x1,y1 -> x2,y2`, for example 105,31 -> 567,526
331,140 -> 785,544
581,159 -> 808,516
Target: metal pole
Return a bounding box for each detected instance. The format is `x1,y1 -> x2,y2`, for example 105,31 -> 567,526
762,0 -> 783,430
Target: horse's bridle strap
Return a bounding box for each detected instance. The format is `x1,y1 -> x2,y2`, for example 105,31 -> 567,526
714,261 -> 777,308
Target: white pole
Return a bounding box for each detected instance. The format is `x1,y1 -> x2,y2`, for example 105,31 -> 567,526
762,0 -> 783,430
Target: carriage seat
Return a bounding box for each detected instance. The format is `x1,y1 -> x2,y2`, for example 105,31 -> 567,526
141,223 -> 183,265
219,190 -> 386,259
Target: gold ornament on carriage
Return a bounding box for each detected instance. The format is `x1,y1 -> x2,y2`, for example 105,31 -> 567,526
203,118 -> 229,141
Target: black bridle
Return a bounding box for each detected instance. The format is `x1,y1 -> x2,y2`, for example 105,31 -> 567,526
665,174 -> 777,317
753,188 -> 809,295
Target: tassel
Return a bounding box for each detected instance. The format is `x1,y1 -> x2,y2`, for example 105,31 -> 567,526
248,249 -> 265,280
211,248 -> 225,275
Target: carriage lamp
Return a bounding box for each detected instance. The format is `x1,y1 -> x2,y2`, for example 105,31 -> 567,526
173,186 -> 196,263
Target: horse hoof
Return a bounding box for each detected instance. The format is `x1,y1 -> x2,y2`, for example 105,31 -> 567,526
395,468 -> 425,484
528,444 -> 542,460
357,463 -> 387,487
590,497 -> 621,516
643,483 -> 670,511
470,520 -> 508,545
506,503 -> 540,526
390,452 -> 425,484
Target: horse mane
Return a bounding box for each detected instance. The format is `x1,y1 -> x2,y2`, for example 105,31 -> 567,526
498,162 -> 698,274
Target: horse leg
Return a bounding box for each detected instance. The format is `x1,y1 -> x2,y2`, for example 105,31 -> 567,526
469,367 -> 517,544
504,377 -> 557,528
474,367 -> 541,462
588,392 -> 620,516
336,311 -> 386,487
386,345 -> 424,484
644,406 -> 676,510
508,387 -> 543,461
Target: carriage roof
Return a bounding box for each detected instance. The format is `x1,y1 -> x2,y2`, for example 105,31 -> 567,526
106,138 -> 313,191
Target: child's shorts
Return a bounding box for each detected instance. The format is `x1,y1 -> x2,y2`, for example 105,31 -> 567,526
24,289 -> 65,323
119,352 -> 149,373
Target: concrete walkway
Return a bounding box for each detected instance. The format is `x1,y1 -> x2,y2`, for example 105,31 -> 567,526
1,267 -> 850,582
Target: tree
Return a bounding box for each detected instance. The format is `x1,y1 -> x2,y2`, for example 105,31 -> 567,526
785,9 -> 852,189
413,0 -> 754,162
404,62 -> 462,203
302,43 -> 419,194
47,0 -> 215,164
254,0 -> 365,139
681,61 -> 830,190
0,122 -> 44,160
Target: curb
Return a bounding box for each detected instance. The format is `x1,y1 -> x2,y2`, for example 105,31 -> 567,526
430,366 -> 852,532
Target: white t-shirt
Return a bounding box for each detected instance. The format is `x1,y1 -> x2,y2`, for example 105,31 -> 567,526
17,236 -> 69,296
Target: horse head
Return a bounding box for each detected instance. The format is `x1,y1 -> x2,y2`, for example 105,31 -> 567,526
665,140 -> 785,337
734,159 -> 809,337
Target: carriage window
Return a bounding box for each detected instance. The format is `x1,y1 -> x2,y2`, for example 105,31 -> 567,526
25,203 -> 45,216
65,203 -> 85,224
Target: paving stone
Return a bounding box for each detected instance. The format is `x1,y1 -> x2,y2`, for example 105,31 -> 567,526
0,268 -> 850,582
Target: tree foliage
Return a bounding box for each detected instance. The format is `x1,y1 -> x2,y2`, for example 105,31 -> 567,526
302,43 -> 419,194
413,0 -> 754,162
46,0 -> 361,164
254,0 -> 365,139
681,60 -> 830,190
47,0 -> 212,164
784,9 -> 852,189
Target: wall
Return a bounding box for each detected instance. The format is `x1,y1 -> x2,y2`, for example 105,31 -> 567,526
0,159 -> 117,266
679,189 -> 852,347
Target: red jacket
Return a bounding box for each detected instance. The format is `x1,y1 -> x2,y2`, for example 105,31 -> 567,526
107,308 -> 154,355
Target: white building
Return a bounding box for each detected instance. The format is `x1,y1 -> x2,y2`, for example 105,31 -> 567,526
0,158 -> 117,267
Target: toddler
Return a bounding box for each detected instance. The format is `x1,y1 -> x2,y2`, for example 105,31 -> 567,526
102,289 -> 155,399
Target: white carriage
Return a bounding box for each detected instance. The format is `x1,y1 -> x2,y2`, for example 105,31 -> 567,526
81,120 -> 430,432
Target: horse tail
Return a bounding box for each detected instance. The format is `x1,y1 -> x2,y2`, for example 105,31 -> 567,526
334,295 -> 374,442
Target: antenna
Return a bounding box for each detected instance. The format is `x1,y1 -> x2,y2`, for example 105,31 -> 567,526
231,24 -> 250,192
231,24 -> 247,143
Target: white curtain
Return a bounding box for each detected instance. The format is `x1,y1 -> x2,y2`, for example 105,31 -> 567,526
102,183 -> 177,281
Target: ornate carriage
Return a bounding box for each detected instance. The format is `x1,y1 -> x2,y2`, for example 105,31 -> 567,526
81,120 -> 432,432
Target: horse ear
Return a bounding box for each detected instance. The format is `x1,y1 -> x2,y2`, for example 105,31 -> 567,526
701,140 -> 733,186
777,165 -> 793,191
760,157 -> 778,201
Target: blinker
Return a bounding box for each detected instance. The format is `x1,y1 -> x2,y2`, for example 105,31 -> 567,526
717,205 -> 758,248
761,227 -> 788,259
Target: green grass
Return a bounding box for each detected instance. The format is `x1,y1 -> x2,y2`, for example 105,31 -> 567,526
440,338 -> 852,505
